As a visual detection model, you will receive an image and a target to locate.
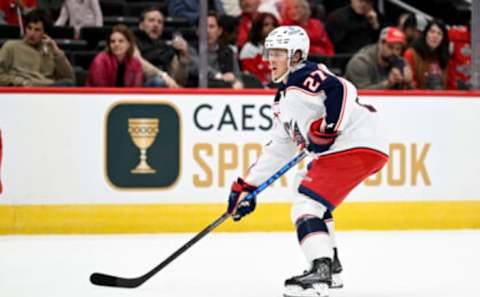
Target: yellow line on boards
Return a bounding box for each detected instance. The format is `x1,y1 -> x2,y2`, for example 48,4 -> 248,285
0,201 -> 479,234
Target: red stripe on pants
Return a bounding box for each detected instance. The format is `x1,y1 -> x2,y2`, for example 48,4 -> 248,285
300,148 -> 388,208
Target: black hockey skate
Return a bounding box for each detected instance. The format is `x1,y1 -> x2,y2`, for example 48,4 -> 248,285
283,258 -> 332,297
331,248 -> 343,289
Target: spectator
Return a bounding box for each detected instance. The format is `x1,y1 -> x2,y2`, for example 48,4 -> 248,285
0,9 -> 5,23
397,12 -> 428,48
326,0 -> 380,54
219,14 -> 240,53
447,24 -> 471,90
257,0 -> 281,21
397,13 -> 416,48
167,0 -> 225,25
220,0 -> 241,16
239,12 -> 278,86
403,19 -> 450,90
281,0 -> 334,56
237,0 -> 260,50
0,9 -> 75,86
205,11 -> 243,88
54,0 -> 103,39
86,25 -> 143,87
134,48 -> 179,88
345,26 -> 413,90
0,0 -> 37,26
136,7 -> 188,87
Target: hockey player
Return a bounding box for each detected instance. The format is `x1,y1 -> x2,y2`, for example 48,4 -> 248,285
227,26 -> 388,297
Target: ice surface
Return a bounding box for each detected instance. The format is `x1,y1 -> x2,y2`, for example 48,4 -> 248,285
1,231 -> 479,297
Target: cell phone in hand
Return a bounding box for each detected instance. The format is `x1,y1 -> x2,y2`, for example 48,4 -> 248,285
392,57 -> 405,75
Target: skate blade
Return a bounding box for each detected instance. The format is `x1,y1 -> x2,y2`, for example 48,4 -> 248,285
283,283 -> 329,297
330,273 -> 343,289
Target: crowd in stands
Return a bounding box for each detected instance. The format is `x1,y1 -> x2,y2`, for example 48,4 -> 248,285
0,0 -> 472,90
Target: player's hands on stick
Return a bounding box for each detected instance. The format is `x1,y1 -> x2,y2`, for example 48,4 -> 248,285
227,178 -> 257,221
306,117 -> 337,154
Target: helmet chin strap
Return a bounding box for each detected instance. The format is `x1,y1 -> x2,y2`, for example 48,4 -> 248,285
271,54 -> 301,83
272,69 -> 290,83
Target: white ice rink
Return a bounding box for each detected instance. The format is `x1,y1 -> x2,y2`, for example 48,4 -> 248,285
1,231 -> 479,297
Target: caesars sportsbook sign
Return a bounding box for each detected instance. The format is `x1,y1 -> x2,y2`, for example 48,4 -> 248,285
0,91 -> 476,205
103,95 -> 440,203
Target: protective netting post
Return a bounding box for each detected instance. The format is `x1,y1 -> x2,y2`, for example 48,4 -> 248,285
198,1 -> 208,88
472,0 -> 480,90
378,0 -> 385,15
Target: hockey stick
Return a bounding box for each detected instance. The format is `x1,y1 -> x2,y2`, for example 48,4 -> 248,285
90,150 -> 307,288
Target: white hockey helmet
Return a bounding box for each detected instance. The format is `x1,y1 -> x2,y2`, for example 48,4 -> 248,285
264,25 -> 310,61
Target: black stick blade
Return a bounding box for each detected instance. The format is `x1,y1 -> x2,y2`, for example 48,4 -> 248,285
90,273 -> 119,287
90,273 -> 142,288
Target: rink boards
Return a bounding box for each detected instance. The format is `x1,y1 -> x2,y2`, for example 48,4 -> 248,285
0,88 -> 479,234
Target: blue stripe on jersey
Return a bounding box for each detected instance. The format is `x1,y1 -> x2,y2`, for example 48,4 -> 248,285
322,77 -> 345,132
298,185 -> 336,211
295,216 -> 328,243
285,61 -> 346,133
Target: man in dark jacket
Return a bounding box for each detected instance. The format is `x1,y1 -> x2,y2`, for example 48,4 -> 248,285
326,0 -> 380,54
136,7 -> 190,86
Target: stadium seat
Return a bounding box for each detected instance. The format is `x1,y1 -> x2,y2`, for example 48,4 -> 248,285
328,54 -> 353,76
99,0 -> 126,17
165,17 -> 190,28
74,67 -> 88,86
49,26 -> 75,39
125,2 -> 166,17
55,39 -> 88,51
72,51 -> 99,70
0,24 -> 21,39
241,73 -> 264,89
103,16 -> 139,27
95,40 -> 105,50
80,26 -> 112,49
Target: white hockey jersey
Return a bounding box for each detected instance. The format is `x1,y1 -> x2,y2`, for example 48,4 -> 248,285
245,61 -> 388,186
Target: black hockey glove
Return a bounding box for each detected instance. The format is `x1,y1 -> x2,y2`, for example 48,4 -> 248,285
227,178 -> 257,221
306,118 -> 337,154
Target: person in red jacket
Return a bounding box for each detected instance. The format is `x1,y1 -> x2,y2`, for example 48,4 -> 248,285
447,25 -> 471,90
281,0 -> 334,56
237,0 -> 260,50
0,0 -> 37,26
239,12 -> 279,86
86,24 -> 144,87
403,19 -> 450,90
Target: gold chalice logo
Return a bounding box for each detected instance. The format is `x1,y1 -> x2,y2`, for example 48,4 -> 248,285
128,118 -> 159,174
